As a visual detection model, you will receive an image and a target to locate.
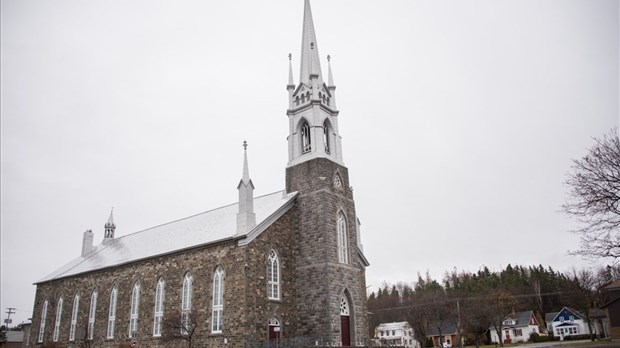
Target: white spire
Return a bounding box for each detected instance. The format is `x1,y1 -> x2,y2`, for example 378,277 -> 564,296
299,0 -> 323,86
237,141 -> 256,234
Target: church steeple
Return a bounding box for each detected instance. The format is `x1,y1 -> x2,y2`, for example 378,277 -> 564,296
104,208 -> 115,242
287,0 -> 343,168
237,141 -> 256,235
299,0 -> 323,86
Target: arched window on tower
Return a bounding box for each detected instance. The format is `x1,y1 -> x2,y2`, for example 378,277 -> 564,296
267,249 -> 280,300
53,295 -> 63,342
323,120 -> 331,155
337,211 -> 349,263
301,94 -> 306,103
212,266 -> 225,333
153,278 -> 165,337
38,299 -> 48,343
301,121 -> 312,154
181,272 -> 193,335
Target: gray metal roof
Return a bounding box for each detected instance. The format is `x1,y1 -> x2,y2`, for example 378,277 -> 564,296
37,190 -> 297,283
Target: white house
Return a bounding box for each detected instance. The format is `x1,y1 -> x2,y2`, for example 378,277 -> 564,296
545,307 -> 591,339
489,310 -> 541,344
374,322 -> 420,348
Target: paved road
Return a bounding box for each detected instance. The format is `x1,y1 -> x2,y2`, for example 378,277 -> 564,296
521,340 -> 619,348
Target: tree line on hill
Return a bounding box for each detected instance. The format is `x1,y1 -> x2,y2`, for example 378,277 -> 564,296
367,264 -> 620,348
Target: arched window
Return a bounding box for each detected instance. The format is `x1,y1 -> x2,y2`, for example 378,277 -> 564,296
337,211 -> 349,263
267,249 -> 280,300
323,120 -> 331,154
69,292 -> 80,341
181,272 -> 193,334
153,278 -> 165,337
53,295 -> 63,342
107,286 -> 118,339
295,95 -> 300,106
129,281 -> 140,338
212,266 -> 225,333
38,299 -> 48,343
301,120 -> 311,154
88,289 -> 97,340
301,94 -> 306,103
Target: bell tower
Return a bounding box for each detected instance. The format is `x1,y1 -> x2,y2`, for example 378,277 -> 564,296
286,1 -> 369,345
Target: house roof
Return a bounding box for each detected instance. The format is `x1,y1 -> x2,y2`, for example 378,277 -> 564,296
377,322 -> 411,331
545,307 -> 583,323
506,310 -> 536,327
37,190 -> 297,283
604,279 -> 620,290
426,322 -> 458,337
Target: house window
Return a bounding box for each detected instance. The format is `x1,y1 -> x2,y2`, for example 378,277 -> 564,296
569,315 -> 574,322
53,296 -> 63,342
301,121 -> 311,154
107,286 -> 118,339
323,120 -> 331,154
69,292 -> 80,341
513,329 -> 522,336
38,300 -> 48,343
267,249 -> 280,300
212,266 -> 224,333
129,282 -> 140,338
560,316 -> 565,323
88,290 -> 97,340
337,211 -> 349,263
181,272 -> 193,335
153,278 -> 165,337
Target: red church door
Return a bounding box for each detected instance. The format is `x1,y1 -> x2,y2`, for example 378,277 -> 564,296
340,296 -> 351,346
269,319 -> 280,348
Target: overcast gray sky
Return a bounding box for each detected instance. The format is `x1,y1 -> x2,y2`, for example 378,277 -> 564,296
1,0 -> 618,326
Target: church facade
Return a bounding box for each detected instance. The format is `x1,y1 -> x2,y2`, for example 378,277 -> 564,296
28,1 -> 369,347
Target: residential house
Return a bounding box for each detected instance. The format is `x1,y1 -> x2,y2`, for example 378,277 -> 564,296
374,322 -> 419,348
601,279 -> 620,339
489,310 -> 540,344
545,307 -> 591,339
426,322 -> 460,348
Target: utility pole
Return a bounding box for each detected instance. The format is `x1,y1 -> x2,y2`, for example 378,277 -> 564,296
4,308 -> 16,328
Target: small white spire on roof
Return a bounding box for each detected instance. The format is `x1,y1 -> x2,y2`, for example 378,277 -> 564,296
327,54 -> 334,87
104,208 -> 116,241
288,53 -> 295,88
299,0 -> 323,86
237,141 -> 256,235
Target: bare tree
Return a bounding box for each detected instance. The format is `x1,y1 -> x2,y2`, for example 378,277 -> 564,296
563,128 -> 620,261
163,310 -> 199,348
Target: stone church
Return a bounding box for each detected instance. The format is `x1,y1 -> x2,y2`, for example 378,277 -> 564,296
28,1 -> 370,347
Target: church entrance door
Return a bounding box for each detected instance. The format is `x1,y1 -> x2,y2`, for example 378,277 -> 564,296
340,296 -> 351,346
269,318 -> 280,348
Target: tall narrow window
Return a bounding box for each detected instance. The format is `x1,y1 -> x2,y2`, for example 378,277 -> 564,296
153,278 -> 165,337
107,286 -> 118,339
181,272 -> 193,335
38,299 -> 48,343
212,266 -> 224,333
129,282 -> 140,338
88,289 -> 97,340
301,121 -> 311,153
69,292 -> 80,341
53,296 -> 63,342
323,120 -> 331,154
337,211 -> 349,263
267,250 -> 280,300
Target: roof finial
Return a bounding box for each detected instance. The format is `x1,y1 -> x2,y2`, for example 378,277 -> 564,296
327,54 -> 335,87
243,140 -> 248,151
288,53 -> 292,61
299,0 -> 323,85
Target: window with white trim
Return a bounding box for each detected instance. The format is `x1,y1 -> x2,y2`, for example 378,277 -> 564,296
88,289 -> 97,340
107,286 -> 118,339
267,249 -> 280,300
129,282 -> 140,338
153,278 -> 165,337
181,272 -> 193,335
337,211 -> 349,263
212,266 -> 224,333
38,299 -> 48,343
53,296 -> 63,341
69,292 -> 80,341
